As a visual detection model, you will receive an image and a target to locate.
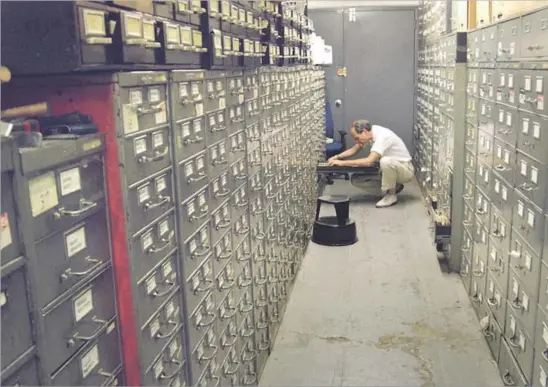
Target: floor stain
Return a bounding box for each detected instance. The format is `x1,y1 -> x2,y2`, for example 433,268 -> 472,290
318,335 -> 353,344
375,320 -> 470,387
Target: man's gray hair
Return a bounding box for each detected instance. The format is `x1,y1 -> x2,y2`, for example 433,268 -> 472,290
353,120 -> 372,133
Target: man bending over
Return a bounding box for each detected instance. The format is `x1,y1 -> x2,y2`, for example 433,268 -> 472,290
328,119 -> 414,208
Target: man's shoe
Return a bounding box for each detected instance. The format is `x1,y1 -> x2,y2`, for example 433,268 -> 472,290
396,183 -> 404,194
376,193 -> 398,208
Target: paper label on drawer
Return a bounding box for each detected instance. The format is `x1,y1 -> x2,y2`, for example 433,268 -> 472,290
509,90 -> 515,103
134,136 -> 147,155
496,145 -> 502,159
537,77 -> 544,93
142,231 -> 153,251
153,360 -> 163,380
106,321 -> 116,335
210,146 -> 218,160
169,340 -> 179,357
74,288 -> 94,322
518,201 -> 524,217
520,92 -> 526,104
522,292 -> 529,311
490,247 -> 497,261
198,193 -> 206,207
197,157 -> 204,170
166,300 -> 175,318
522,118 -> 530,134
236,106 -> 242,116
531,166 -> 539,184
510,315 -> 516,334
520,160 -> 528,176
189,239 -> 197,253
163,260 -> 174,277
59,167 -> 82,197
539,96 -> 545,111
0,290 -> 6,307
159,219 -> 169,237
525,76 -> 532,91
506,112 -> 512,126
155,107 -> 167,125
80,344 -> 99,379
519,332 -> 526,350
195,103 -> 204,116
0,213 -> 12,250
152,131 -> 164,148
498,110 -> 504,123
494,179 -> 500,193
191,83 -> 200,96
138,184 -> 150,205
484,169 -> 489,183
184,163 -> 194,177
187,200 -> 196,217
499,74 -> 505,87
146,275 -> 157,294
543,323 -> 548,346
508,74 -> 514,88
527,210 -> 535,227
155,175 -> 166,194
29,172 -> 59,217
489,280 -> 494,294
525,252 -> 532,271
502,150 -> 510,165
219,97 -> 226,110
495,292 -> 501,305
193,119 -> 202,134
221,174 -> 228,186
200,228 -> 207,243
149,88 -> 160,103
512,278 -> 519,296
229,108 -> 235,119
500,222 -> 507,237
532,121 -> 541,139
217,113 -> 224,125
179,83 -> 188,98
130,89 -> 143,105
181,122 -> 191,139
66,226 -> 87,258
502,186 -> 508,201
540,366 -> 547,387
150,318 -> 160,338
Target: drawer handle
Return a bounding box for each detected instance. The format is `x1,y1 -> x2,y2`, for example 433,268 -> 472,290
486,297 -> 498,307
267,234 -> 277,242
491,230 -> 503,239
507,335 -> 521,350
239,302 -> 253,314
190,209 -> 209,222
236,226 -> 250,235
241,350 -> 257,363
495,165 -> 509,172
138,147 -> 169,163
183,136 -> 204,145
54,199 -> 97,219
158,359 -> 184,380
222,358 -> 240,375
210,126 -> 227,133
510,298 -> 524,310
212,158 -> 228,166
254,254 -> 266,263
236,200 -> 248,208
207,376 -> 220,387
61,257 -> 102,281
255,277 -> 267,286
191,246 -> 210,259
69,316 -> 108,345
197,312 -> 217,329
145,196 -> 170,210
216,249 -> 232,261
518,183 -> 535,192
252,185 -> 264,192
137,104 -> 164,115
542,350 -> 548,362
147,231 -> 174,254
97,368 -> 114,379
266,215 -> 276,221
238,277 -> 252,288
214,189 -> 231,198
155,321 -> 179,340
221,334 -> 238,350
481,325 -> 494,339
231,118 -> 245,124
153,281 -> 176,298
83,37 -> 113,45
254,232 -> 265,241
236,253 -> 251,263
199,344 -> 218,362
194,279 -> 214,294
216,220 -> 231,230
240,326 -> 254,337
188,173 -> 207,184
235,174 -> 247,180
232,146 -> 246,152
256,319 -> 268,329
218,278 -> 235,291
258,340 -> 270,352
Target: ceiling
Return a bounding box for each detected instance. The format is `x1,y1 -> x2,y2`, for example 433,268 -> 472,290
307,0 -> 420,9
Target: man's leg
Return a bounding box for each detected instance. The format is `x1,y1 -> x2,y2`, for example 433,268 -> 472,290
377,157 -> 415,208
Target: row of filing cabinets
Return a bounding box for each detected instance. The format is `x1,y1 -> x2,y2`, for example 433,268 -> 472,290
2,65 -> 326,386
0,0 -> 313,75
0,134 -> 124,386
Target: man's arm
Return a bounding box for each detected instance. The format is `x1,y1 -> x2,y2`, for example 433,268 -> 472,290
337,151 -> 381,167
331,143 -> 362,160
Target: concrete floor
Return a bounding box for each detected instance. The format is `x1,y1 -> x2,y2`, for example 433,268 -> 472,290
259,179 -> 503,387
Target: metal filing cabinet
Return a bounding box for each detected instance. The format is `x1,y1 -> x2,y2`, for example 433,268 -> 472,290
415,3 -> 548,386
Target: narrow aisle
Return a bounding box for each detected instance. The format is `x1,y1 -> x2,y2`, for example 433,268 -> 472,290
259,180 -> 502,387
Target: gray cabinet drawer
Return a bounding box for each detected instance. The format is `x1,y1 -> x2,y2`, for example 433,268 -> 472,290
127,167 -> 175,236
520,8 -> 548,59
218,346 -> 240,387
494,104 -> 518,147
227,104 -> 245,133
139,290 -> 183,371
229,130 -> 247,163
211,200 -> 232,246
42,267 -> 117,375
209,170 -> 232,212
174,116 -> 206,163
188,293 -> 217,356
229,158 -> 247,192
227,76 -> 245,107
488,173 -> 514,220
0,267 -> 33,371
518,70 -> 548,117
504,303 -> 534,382
205,76 -> 226,113
518,111 -> 548,165
23,153 -> 106,241
497,17 -> 521,62
122,127 -> 172,187
170,73 -> 205,124
539,260 -> 548,316
130,210 -> 177,282
2,357 -> 40,386
186,255 -> 216,318
512,193 -> 545,255
230,184 -> 248,220
489,204 -> 511,253
233,236 -> 252,274
507,269 -> 538,336
143,327 -> 186,387
180,187 -> 210,240
119,83 -> 168,132
534,307 -> 548,387
212,230 -> 233,275
235,261 -> 253,305
485,271 -> 507,329
498,338 -> 529,386
136,253 -> 180,329
35,210 -> 110,309
178,151 -> 208,202
1,173 -> 21,265
496,67 -> 520,107
50,318 -> 121,386
205,110 -> 228,147
182,222 -> 211,282
509,229 -> 542,298
208,139 -> 230,180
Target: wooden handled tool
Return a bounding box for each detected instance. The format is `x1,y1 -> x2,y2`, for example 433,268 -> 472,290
1,102 -> 50,120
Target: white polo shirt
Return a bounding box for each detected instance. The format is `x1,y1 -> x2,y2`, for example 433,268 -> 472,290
370,125 -> 412,162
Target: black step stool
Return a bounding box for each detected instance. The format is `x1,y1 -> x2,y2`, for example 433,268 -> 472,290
311,195 -> 358,246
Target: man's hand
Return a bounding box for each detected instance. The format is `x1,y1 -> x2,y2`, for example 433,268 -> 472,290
327,155 -> 339,163
328,159 -> 343,166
